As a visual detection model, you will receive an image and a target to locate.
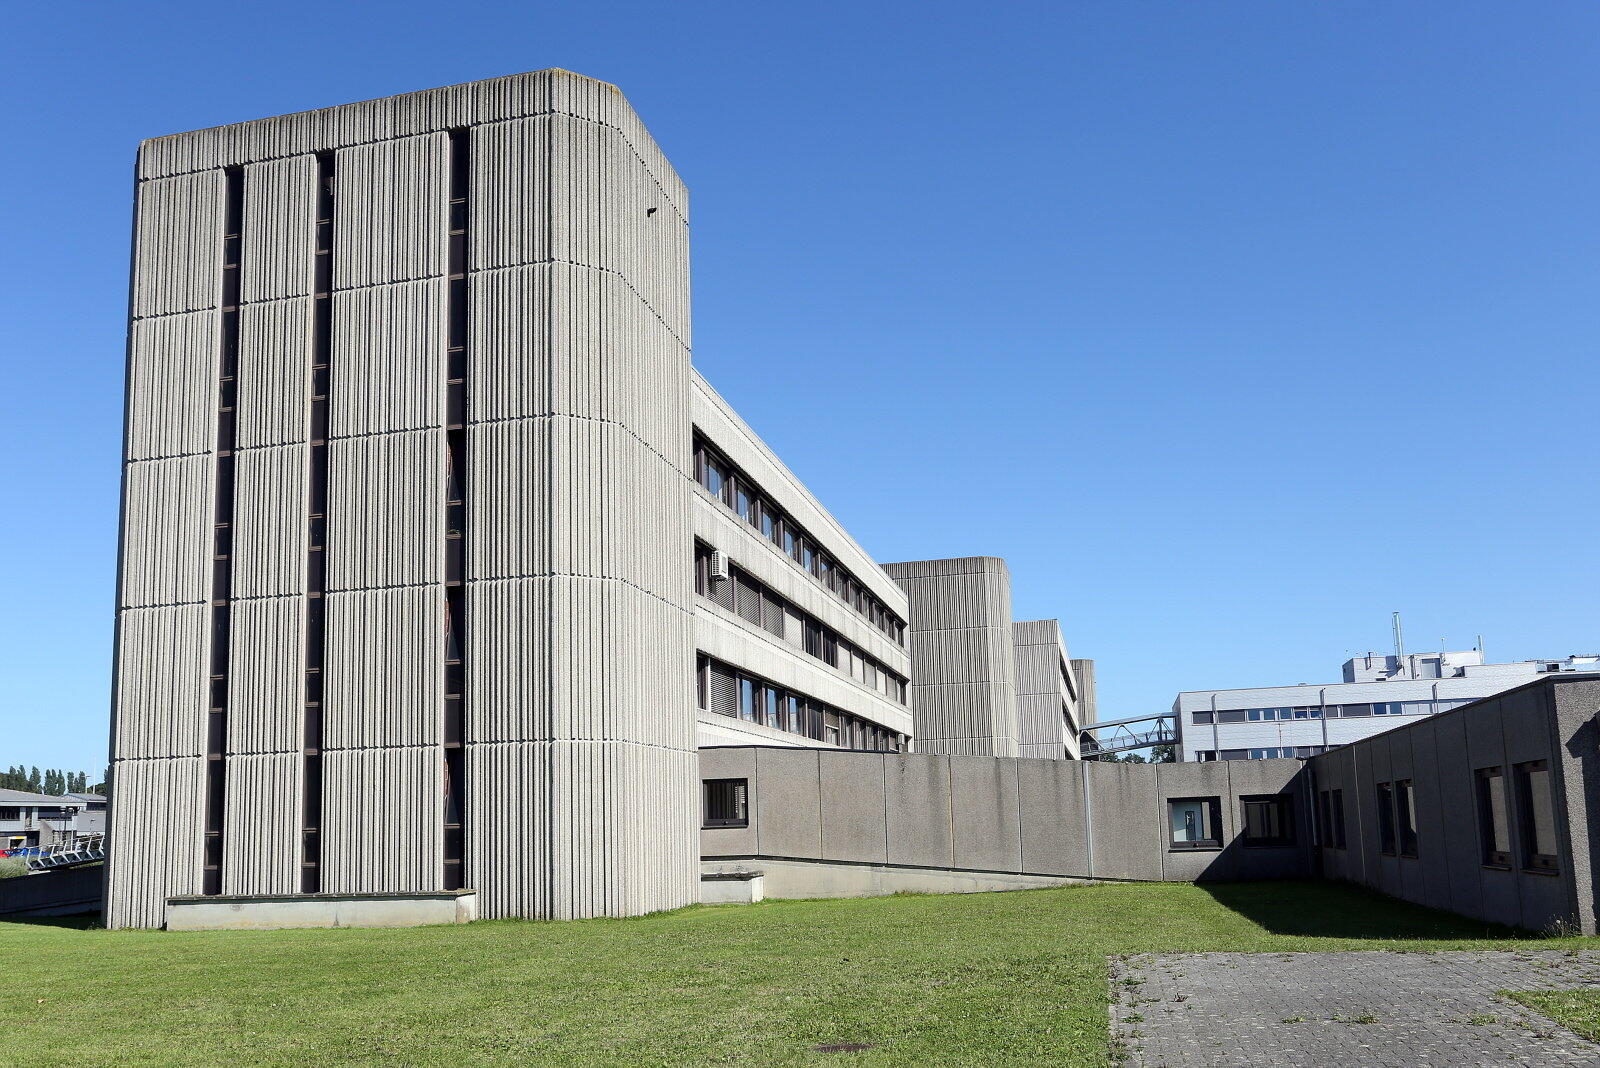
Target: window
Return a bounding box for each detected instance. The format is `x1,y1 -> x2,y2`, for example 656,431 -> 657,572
1192,711 -> 1214,725
702,779 -> 749,828
1194,750 -> 1216,761
1475,766 -> 1510,868
1376,781 -> 1396,855
1217,710 -> 1247,724
1168,797 -> 1223,850
738,677 -> 757,722
1395,779 -> 1418,857
1514,760 -> 1559,873
1240,795 -> 1295,847
1330,788 -> 1346,848
1219,749 -> 1248,761
0,807 -> 18,820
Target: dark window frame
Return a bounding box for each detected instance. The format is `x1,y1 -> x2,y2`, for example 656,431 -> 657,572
1167,795 -> 1224,851
1240,794 -> 1296,848
1395,778 -> 1418,858
1376,781 -> 1397,856
1475,765 -> 1511,869
1514,759 -> 1560,874
702,778 -> 749,828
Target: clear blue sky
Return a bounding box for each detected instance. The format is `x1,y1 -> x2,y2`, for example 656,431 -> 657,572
3,2 -> 1595,771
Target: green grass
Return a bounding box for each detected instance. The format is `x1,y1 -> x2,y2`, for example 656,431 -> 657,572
2,881 -> 1595,1065
1504,990 -> 1600,1040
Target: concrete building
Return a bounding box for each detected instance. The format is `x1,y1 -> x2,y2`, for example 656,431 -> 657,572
882,558 -> 1021,756
111,69 -> 702,928
1013,620 -> 1089,760
1176,651 -> 1598,762
108,70 -> 977,929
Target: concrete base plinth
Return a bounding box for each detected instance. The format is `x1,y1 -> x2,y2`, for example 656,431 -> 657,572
165,890 -> 478,931
703,857 -> 1089,900
700,868 -> 765,904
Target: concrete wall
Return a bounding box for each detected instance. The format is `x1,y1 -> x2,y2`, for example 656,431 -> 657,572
111,69 -> 697,927
699,747 -> 1312,889
1309,676 -> 1600,933
883,558 -> 1021,756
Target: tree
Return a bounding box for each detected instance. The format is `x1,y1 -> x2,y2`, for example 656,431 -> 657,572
27,767 -> 41,793
1148,743 -> 1176,764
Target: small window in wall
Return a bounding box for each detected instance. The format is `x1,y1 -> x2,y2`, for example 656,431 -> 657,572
1514,760 -> 1559,873
702,779 -> 749,828
1240,794 -> 1295,847
1192,711 -> 1214,725
1475,766 -> 1510,868
1168,796 -> 1223,851
1395,779 -> 1418,857
1330,788 -> 1347,848
1376,781 -> 1397,855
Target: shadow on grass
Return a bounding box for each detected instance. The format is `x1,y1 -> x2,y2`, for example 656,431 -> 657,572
0,911 -> 102,931
1199,880 -> 1531,941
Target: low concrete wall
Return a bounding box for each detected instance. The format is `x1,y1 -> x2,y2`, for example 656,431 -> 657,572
701,749 -> 1314,886
1308,676 -> 1600,934
0,865 -> 103,917
704,858 -> 1087,899
165,890 -> 479,931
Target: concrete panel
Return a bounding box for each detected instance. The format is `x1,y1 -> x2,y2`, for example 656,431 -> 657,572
334,133 -> 448,289
698,746 -> 758,856
754,748 -> 824,860
1017,757 -> 1089,878
241,154 -> 317,304
1430,710 -> 1486,924
883,753 -> 954,869
1085,762 -> 1163,881
132,170 -> 223,318
235,296 -> 312,450
818,750 -> 887,864
325,428 -> 444,592
330,279 -> 446,437
120,454 -> 212,609
950,756 -> 1022,873
221,751 -> 301,896
323,585 -> 443,749
126,310 -> 217,461
1157,761 -> 1235,882
231,443 -> 308,600
105,756 -> 206,929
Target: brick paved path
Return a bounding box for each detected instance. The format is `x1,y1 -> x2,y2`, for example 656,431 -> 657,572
1110,951 -> 1600,1066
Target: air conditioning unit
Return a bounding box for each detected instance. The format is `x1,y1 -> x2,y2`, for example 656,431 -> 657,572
710,550 -> 730,583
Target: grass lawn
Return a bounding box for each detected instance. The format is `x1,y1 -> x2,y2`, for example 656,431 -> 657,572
3,880 -> 1596,1065
1504,990 -> 1600,1041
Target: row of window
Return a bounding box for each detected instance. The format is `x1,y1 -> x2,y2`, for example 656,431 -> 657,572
1193,746 -> 1334,761
694,543 -> 908,705
1168,794 -> 1296,850
0,807 -> 72,821
1316,761 -> 1559,874
698,655 -> 908,752
693,435 -> 906,646
1192,700 -> 1471,726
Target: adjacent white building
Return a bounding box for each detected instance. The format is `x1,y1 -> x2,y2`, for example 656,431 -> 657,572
1177,651 -> 1600,761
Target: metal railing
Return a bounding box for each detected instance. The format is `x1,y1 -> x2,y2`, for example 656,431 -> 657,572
25,832 -> 105,872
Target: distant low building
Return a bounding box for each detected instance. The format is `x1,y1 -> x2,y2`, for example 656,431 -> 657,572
0,790 -> 98,849
1176,651 -> 1600,761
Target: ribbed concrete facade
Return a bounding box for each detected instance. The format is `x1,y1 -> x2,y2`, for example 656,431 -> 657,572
1013,619 -> 1082,760
883,558 -> 1021,757
109,70 -> 697,928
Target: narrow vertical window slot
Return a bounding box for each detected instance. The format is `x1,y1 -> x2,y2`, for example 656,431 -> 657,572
442,128 -> 470,891
203,165 -> 245,896
301,150 -> 335,894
